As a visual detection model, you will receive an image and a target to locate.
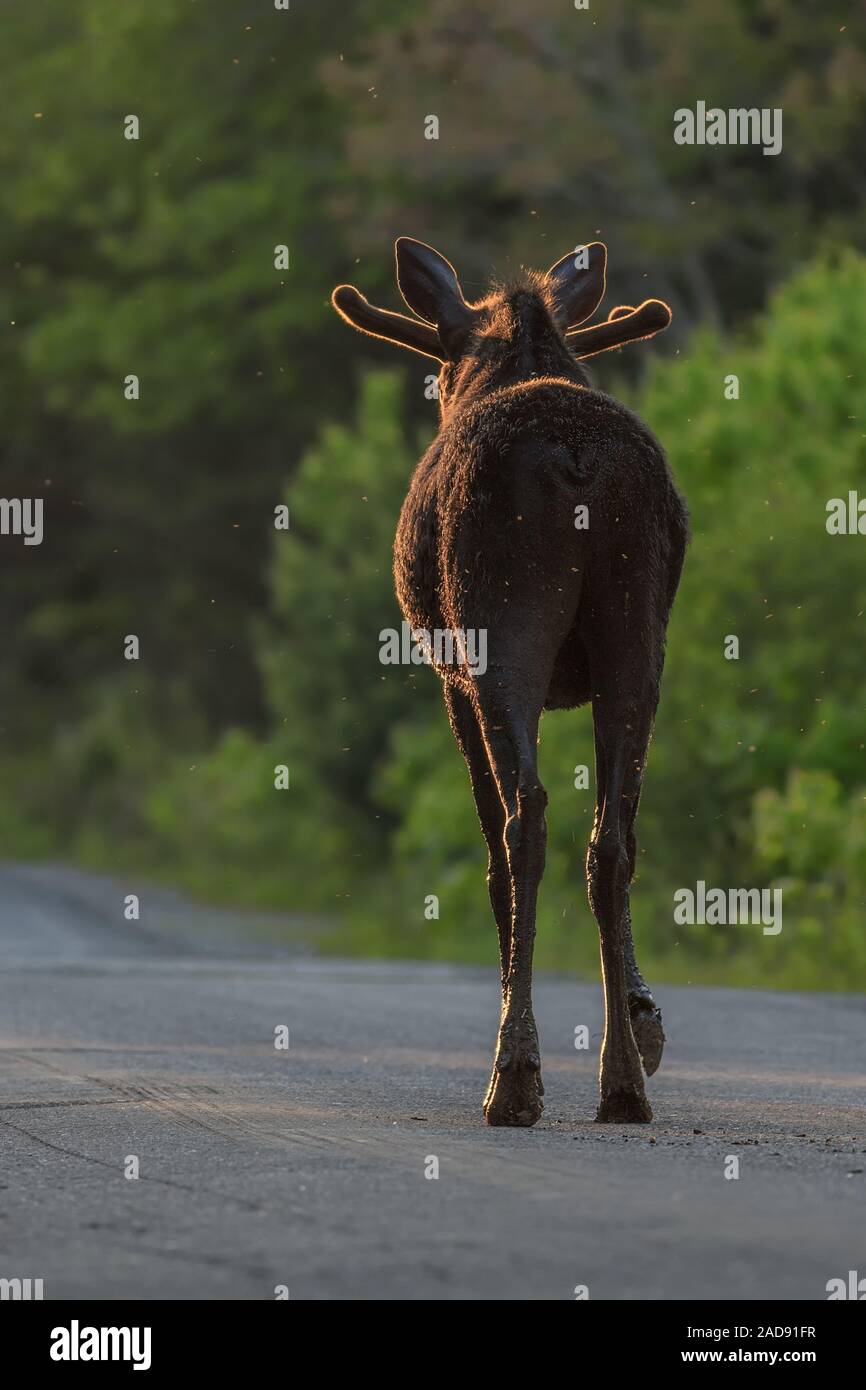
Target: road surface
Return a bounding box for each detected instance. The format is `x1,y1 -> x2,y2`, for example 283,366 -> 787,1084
0,863 -> 864,1300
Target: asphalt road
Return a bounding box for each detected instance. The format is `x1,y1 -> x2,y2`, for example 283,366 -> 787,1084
0,863 -> 864,1301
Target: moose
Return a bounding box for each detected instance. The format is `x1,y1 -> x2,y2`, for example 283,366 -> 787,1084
332,239 -> 688,1125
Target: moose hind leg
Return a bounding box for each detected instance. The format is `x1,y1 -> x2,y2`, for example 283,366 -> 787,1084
588,696 -> 657,1124
622,826 -> 665,1077
443,682 -> 512,990
472,678 -> 548,1128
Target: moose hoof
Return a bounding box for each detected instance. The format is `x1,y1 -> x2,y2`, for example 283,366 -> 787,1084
595,1089 -> 653,1124
483,1057 -> 544,1127
629,999 -> 665,1077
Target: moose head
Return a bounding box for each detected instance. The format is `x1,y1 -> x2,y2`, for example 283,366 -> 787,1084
332,238 -> 671,412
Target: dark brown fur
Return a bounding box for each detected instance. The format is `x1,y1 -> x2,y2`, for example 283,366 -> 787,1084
333,240 -> 688,1125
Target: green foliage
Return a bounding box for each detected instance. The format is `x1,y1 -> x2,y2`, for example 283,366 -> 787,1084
751,770 -> 866,984
0,5 -> 864,989
141,729 -> 361,910
3,1 -> 352,436
112,372 -> 430,916
259,371 -> 434,813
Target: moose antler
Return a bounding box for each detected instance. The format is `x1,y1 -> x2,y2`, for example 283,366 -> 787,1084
567,299 -> 672,358
331,285 -> 445,361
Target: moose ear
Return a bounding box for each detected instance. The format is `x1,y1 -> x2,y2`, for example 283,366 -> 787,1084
395,237 -> 478,359
545,242 -> 607,329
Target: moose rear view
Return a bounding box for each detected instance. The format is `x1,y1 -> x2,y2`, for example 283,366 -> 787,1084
333,237 -> 688,1125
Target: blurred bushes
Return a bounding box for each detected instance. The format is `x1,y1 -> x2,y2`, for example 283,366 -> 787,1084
51,252 -> 865,990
